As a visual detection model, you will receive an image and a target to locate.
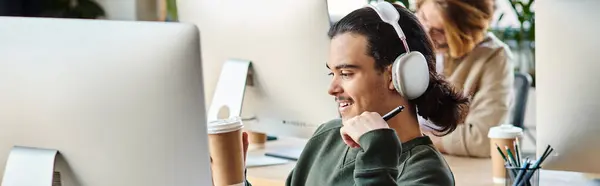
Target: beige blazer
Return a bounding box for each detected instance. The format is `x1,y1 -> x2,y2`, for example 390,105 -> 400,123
440,32 -> 514,158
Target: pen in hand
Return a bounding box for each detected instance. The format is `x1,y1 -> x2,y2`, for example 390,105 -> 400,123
340,105 -> 405,149
383,106 -> 405,121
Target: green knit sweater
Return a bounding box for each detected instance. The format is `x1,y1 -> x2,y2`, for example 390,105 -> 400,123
246,119 -> 455,186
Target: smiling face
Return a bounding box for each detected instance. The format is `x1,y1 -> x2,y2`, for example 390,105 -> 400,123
327,33 -> 399,121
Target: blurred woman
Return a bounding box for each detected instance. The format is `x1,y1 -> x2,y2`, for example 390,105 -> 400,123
416,0 -> 514,158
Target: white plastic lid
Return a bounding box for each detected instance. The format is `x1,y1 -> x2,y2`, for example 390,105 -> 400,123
207,117 -> 243,134
487,124 -> 523,139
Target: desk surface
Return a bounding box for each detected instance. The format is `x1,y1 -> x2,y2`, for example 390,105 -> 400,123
246,138 -> 598,186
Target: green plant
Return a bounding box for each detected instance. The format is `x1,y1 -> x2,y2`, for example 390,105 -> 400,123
492,0 -> 535,44
40,0 -> 105,19
491,0 -> 536,86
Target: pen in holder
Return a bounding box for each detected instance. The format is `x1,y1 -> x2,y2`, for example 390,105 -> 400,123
505,165 -> 540,186
496,144 -> 553,186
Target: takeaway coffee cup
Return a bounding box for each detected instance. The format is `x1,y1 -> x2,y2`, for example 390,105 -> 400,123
246,131 -> 267,150
207,117 -> 245,186
488,124 -> 523,184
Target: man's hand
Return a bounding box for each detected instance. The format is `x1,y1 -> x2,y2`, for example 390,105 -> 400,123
340,111 -> 390,148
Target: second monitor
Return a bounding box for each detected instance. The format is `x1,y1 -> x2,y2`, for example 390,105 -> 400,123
178,0 -> 339,139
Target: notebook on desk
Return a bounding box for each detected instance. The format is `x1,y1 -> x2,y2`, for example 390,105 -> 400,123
264,147 -> 304,161
246,154 -> 290,168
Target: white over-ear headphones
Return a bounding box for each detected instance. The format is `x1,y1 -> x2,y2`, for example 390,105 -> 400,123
367,1 -> 430,100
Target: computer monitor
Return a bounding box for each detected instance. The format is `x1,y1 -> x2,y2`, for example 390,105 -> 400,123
177,0 -> 339,139
0,17 -> 212,185
537,1 -> 600,174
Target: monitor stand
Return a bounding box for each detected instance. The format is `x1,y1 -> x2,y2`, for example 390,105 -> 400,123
1,146 -> 62,186
206,59 -> 252,122
209,59 -> 306,164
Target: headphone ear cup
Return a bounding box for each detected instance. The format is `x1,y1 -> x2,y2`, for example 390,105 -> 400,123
391,52 -> 430,100
391,54 -> 407,97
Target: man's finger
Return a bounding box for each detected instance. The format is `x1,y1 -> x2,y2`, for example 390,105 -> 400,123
340,127 -> 352,144
342,116 -> 355,126
344,135 -> 359,148
340,127 -> 360,148
348,140 -> 360,148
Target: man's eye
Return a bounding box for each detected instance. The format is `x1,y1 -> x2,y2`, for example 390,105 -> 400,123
327,72 -> 352,79
340,73 -> 352,79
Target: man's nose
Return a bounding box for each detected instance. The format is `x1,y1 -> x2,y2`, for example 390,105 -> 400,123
328,79 -> 342,96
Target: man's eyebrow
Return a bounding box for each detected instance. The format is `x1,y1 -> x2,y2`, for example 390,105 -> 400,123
326,63 -> 360,70
334,64 -> 360,70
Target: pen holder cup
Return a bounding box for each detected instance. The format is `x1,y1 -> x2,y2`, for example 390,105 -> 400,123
505,166 -> 540,186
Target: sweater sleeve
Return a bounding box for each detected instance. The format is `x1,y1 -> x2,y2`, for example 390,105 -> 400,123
442,48 -> 514,157
353,129 -> 402,186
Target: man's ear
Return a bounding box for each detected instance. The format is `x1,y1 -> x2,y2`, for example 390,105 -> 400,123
386,66 -> 395,91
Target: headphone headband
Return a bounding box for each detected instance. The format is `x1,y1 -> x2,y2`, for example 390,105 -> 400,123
365,1 -> 430,100
367,1 -> 411,53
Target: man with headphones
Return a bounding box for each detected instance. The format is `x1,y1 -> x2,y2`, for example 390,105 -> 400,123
240,2 -> 469,185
